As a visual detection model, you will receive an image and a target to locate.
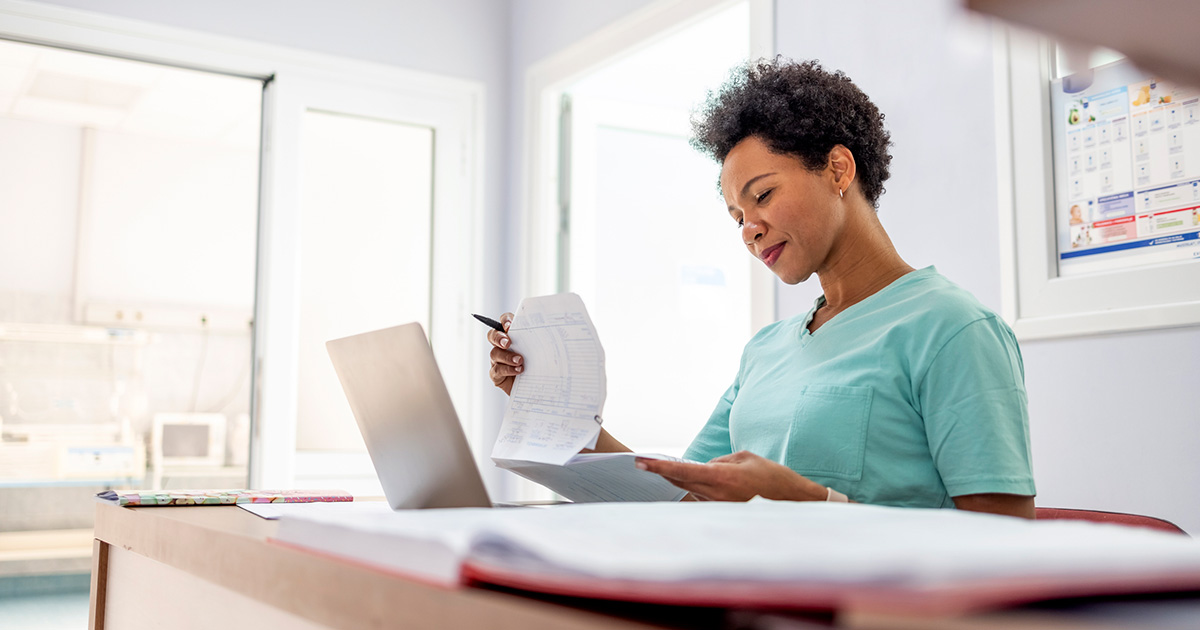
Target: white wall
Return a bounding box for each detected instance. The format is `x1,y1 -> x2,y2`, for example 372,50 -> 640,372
774,0 -> 1200,533
773,0 -> 1002,316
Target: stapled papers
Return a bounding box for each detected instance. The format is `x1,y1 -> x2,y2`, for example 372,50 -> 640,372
491,293 -> 606,464
489,293 -> 687,502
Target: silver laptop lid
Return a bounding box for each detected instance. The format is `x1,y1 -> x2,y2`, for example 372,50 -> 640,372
326,323 -> 491,509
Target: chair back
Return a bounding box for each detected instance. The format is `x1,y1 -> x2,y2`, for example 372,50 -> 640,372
1036,507 -> 1188,535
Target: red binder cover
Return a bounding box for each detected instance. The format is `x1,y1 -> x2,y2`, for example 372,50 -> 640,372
462,560 -> 1200,616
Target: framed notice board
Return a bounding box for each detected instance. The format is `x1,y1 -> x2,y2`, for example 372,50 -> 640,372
994,29 -> 1200,340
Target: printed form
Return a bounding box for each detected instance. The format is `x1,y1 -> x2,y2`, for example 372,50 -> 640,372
490,293 -> 689,502
491,293 -> 606,466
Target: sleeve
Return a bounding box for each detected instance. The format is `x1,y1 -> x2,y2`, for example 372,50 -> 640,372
918,316 -> 1037,498
682,379 -> 738,463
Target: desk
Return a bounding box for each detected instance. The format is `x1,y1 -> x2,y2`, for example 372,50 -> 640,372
88,502 -> 1200,630
88,501 -> 711,630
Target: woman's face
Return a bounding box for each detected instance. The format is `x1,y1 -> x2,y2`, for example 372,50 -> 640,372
720,136 -> 844,285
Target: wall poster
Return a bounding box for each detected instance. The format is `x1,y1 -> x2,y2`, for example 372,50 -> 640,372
1051,60 -> 1200,277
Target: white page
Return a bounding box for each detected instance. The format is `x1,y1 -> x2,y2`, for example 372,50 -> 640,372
238,503 -> 284,519
468,501 -> 1200,585
500,453 -> 687,503
275,500 -> 1200,591
243,501 -> 393,520
274,501 -> 496,586
491,293 -> 605,465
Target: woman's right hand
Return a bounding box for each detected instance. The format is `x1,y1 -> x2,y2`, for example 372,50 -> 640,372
487,312 -> 523,396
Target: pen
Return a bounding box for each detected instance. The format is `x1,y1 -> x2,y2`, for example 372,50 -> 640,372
472,313 -> 506,332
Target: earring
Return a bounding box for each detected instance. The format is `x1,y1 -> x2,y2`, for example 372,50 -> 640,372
838,188 -> 843,199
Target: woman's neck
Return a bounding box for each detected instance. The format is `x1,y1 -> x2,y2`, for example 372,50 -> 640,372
815,209 -> 913,315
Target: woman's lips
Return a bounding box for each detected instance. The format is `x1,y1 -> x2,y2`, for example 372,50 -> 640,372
760,242 -> 785,267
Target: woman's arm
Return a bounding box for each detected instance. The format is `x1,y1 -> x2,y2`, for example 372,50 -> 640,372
641,453 -> 1037,518
580,428 -> 632,454
953,493 -> 1035,519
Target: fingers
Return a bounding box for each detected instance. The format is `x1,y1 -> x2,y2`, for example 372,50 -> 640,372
486,314 -> 523,367
486,328 -> 511,349
659,476 -> 716,498
489,365 -> 513,389
636,457 -> 749,502
486,312 -> 523,394
710,450 -> 754,464
489,347 -> 523,380
485,312 -> 517,348
636,459 -> 713,484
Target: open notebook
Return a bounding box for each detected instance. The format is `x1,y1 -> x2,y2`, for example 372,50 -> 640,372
272,499 -> 1200,616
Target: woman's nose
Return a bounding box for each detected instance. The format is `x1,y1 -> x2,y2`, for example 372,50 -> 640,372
742,218 -> 763,246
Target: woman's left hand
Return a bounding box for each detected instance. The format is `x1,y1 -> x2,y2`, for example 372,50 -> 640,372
637,451 -> 829,502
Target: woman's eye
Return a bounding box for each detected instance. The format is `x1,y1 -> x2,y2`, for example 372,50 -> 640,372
735,217 -> 744,228
756,189 -> 772,204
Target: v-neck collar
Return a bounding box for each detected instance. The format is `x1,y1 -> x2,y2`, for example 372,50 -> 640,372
797,266 -> 936,343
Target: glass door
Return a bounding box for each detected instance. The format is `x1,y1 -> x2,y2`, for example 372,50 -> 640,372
0,38 -> 262,600
254,70 -> 482,494
293,111 -> 435,496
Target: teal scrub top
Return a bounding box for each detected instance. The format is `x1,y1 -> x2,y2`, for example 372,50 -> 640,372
683,267 -> 1036,508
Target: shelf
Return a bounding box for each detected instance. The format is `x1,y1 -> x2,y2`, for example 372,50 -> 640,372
0,322 -> 150,346
0,478 -> 139,488
156,466 -> 247,476
0,528 -> 94,563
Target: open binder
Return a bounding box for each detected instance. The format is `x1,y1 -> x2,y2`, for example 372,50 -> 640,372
271,500 -> 1200,616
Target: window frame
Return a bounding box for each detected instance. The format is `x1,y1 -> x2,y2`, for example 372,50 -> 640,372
518,0 -> 777,330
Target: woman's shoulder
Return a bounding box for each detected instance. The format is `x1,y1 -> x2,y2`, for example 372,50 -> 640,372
890,267 -> 1000,326
876,267 -> 1016,354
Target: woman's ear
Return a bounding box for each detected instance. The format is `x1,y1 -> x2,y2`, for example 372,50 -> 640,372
828,144 -> 857,197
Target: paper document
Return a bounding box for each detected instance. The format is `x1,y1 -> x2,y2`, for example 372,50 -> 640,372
489,293 -> 691,502
501,453 -> 688,503
491,293 -> 605,465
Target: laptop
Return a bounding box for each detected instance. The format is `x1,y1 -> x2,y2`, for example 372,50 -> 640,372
326,322 -> 492,509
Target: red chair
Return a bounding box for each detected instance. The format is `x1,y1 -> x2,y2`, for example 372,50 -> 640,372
1036,508 -> 1188,535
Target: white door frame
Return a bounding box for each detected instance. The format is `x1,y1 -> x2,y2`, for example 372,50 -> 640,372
0,0 -> 485,489
518,0 -> 777,331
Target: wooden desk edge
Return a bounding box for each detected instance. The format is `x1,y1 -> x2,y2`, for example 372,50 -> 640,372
90,502 -> 667,630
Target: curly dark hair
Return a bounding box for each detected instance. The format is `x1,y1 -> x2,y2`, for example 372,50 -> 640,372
690,57 -> 892,207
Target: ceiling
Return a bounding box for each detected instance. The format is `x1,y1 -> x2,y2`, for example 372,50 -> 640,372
0,38 -> 262,149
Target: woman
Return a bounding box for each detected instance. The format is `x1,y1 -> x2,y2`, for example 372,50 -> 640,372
488,59 -> 1036,518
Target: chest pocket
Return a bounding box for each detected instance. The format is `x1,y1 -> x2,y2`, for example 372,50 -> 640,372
785,384 -> 873,481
